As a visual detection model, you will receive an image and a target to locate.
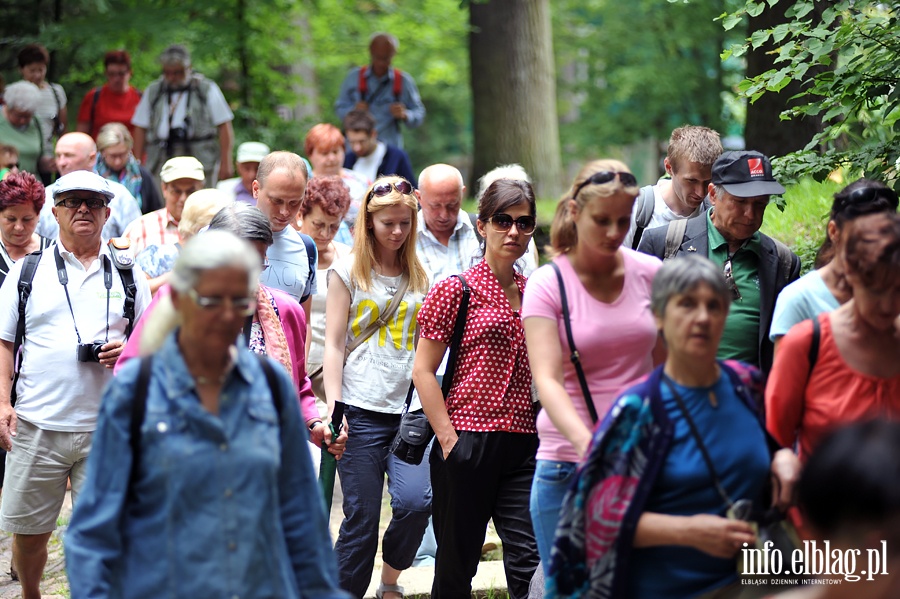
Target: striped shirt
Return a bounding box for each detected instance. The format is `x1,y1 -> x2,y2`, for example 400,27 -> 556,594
124,208 -> 180,254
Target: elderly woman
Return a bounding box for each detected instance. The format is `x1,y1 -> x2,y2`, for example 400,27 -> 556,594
304,123 -> 369,228
64,230 -> 347,599
547,256 -> 800,599
0,81 -> 52,175
767,212 -> 900,462
769,179 -> 899,349
0,171 -> 54,286
299,175 -> 352,415
76,50 -> 143,140
95,122 -> 163,214
414,178 -> 540,599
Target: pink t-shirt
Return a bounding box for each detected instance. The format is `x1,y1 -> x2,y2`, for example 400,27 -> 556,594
521,250 -> 661,462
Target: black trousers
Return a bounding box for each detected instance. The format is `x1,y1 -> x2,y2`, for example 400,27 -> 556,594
430,431 -> 540,599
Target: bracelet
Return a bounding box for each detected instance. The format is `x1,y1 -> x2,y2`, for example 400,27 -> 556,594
307,420 -> 323,433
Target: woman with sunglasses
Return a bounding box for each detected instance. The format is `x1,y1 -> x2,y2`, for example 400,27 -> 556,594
413,178 -> 539,599
65,230 -> 346,599
767,211 -> 900,462
324,176 -> 431,599
769,179 -> 899,350
522,160 -> 665,571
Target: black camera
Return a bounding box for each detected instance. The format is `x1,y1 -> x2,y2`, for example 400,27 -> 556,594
76,342 -> 105,363
169,126 -> 188,143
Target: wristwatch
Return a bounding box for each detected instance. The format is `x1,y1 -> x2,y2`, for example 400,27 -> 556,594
307,420 -> 323,433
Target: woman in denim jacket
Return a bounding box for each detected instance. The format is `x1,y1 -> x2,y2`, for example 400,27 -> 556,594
64,230 -> 347,599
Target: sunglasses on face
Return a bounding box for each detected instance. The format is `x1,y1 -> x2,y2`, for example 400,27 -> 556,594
723,258 -> 742,301
487,213 -> 537,235
573,171 -> 639,200
187,289 -> 257,316
842,187 -> 900,212
55,197 -> 107,210
369,180 -> 414,199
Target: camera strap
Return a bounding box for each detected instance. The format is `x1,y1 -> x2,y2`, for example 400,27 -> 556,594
54,246 -> 111,345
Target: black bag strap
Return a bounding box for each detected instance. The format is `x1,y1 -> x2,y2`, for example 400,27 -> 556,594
661,376 -> 735,509
88,87 -> 101,136
441,274 -> 470,399
115,265 -> 137,339
10,251 -> 43,407
549,261 -> 599,424
807,316 -> 820,376
299,233 -> 317,303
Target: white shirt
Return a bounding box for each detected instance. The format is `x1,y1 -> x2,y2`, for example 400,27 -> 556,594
351,141 -> 387,184
260,227 -> 317,303
131,78 -> 233,138
0,241 -> 150,431
623,182 -> 704,249
37,178 -> 143,241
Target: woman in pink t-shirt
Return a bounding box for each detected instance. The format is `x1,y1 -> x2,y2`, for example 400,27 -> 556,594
522,159 -> 664,569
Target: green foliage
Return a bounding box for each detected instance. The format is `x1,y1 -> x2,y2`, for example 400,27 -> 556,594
724,0 -> 900,188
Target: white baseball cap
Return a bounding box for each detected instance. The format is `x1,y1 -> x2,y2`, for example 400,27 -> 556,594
160,156 -> 205,184
236,142 -> 270,164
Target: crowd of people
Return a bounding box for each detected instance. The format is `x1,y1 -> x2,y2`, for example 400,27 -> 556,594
0,34 -> 897,599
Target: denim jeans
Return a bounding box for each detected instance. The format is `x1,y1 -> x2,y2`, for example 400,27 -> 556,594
335,405 -> 431,598
530,459 -> 578,573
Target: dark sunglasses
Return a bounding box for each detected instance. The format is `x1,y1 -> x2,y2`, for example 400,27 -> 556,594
573,171 -> 638,200
55,197 -> 107,210
723,257 -> 742,301
487,213 -> 536,235
369,180 -> 414,199
1,163 -> 18,170
842,187 -> 900,211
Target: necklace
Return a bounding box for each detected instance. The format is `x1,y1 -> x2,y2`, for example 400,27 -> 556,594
191,345 -> 237,387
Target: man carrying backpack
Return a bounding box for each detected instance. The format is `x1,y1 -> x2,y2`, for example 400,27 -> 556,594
0,170 -> 150,599
623,125 -> 723,250
334,33 -> 426,150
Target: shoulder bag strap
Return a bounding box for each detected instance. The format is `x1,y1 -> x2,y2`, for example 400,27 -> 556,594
663,218 -> 688,261
441,274 -> 471,399
807,316 -> 821,377
661,376 -> 734,509
256,354 -> 284,422
549,261 -> 599,424
127,355 -> 153,500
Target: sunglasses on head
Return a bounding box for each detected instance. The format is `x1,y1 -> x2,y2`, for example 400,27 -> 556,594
842,187 -> 900,212
573,171 -> 638,200
487,213 -> 536,235
55,196 -> 107,210
369,180 -> 414,199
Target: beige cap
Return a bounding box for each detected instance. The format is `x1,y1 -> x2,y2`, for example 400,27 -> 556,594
160,156 -> 205,184
236,142 -> 270,164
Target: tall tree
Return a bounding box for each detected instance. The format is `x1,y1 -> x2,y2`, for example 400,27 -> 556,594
470,0 -> 563,197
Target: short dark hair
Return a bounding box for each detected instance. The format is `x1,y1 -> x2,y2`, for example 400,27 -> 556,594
104,50 -> 132,70
18,44 -> 49,68
843,212 -> 900,291
343,109 -> 377,134
477,179 -> 536,222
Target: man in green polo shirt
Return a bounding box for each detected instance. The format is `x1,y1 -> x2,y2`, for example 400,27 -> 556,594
637,150 -> 801,373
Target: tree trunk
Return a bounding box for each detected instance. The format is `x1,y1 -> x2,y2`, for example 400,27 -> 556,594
470,0 -> 563,198
744,0 -> 825,158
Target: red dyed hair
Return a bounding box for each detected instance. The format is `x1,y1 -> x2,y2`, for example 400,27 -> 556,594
300,175 -> 351,218
0,171 -> 45,213
304,123 -> 344,157
104,50 -> 132,71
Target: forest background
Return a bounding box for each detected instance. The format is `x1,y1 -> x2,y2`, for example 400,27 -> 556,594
0,0 -> 896,207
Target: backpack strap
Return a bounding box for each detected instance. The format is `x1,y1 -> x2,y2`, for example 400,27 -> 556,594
358,66 -> 369,101
300,233 -> 317,303
127,355 -> 153,500
631,185 -> 657,250
50,84 -> 64,136
11,251 -> 44,407
88,87 -> 102,136
807,316 -> 821,376
663,218 -> 688,261
392,68 -> 403,101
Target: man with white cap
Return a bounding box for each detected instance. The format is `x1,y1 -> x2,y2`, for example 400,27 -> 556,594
0,170 -> 150,599
36,132 -> 142,241
123,155 -> 206,254
637,150 -> 801,373
216,141 -> 270,205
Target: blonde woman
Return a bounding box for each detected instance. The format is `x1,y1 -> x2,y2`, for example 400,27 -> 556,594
95,122 -> 163,214
323,176 -> 431,599
522,160 -> 664,570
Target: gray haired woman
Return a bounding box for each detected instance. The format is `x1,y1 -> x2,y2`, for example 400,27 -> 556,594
65,230 -> 348,599
0,81 -> 52,175
546,256 -> 801,599
95,122 -> 163,214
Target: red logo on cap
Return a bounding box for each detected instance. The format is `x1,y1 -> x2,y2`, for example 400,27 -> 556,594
747,158 -> 764,177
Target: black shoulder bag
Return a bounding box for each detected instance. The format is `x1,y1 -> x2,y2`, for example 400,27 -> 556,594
391,274 -> 470,465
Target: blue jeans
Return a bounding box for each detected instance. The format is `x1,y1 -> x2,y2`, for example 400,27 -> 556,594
335,405 -> 432,598
529,459 -> 578,573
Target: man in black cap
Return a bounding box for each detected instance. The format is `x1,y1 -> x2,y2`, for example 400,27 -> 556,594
637,150 -> 800,373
